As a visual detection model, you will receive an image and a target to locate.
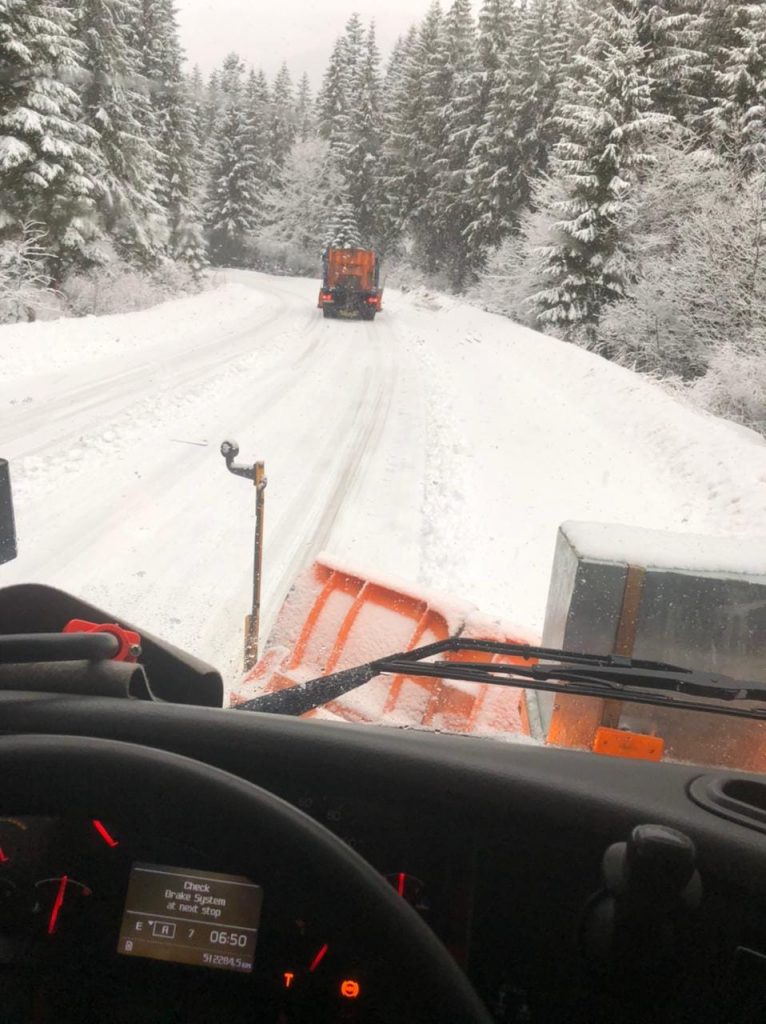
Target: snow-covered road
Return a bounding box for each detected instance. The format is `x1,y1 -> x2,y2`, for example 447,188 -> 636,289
3,271 -> 766,691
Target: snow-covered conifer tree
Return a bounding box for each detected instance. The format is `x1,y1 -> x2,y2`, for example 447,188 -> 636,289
317,35 -> 349,148
0,0 -> 103,270
706,2 -> 766,174
529,1 -> 668,339
344,22 -> 382,244
380,8 -> 443,257
296,73 -> 314,141
77,0 -> 172,266
431,0 -> 478,286
242,67 -> 275,230
377,30 -> 416,249
629,0 -> 704,124
463,0 -> 516,264
134,0 -> 206,268
206,59 -> 256,266
407,2 -> 457,273
325,195 -> 362,248
270,63 -> 297,171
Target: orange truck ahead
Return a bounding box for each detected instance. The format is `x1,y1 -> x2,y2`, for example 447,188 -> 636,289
317,248 -> 383,321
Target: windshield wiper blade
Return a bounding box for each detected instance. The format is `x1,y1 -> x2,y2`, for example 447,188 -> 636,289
236,638 -> 766,721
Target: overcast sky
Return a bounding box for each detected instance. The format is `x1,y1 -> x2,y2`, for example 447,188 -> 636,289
175,0 -> 454,87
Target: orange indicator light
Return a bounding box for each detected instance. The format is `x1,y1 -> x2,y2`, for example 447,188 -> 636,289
283,972 -> 295,989
340,980 -> 361,999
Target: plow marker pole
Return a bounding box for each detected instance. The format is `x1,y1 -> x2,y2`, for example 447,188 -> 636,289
246,461 -> 267,670
220,441 -> 268,672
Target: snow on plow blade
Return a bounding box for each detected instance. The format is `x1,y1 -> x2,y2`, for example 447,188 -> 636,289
231,560 -> 534,739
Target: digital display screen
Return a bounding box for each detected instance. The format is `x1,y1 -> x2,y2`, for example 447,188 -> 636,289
118,862 -> 263,973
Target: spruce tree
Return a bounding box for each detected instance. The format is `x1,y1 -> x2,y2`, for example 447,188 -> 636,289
466,0 -> 571,263
344,22 -> 382,244
707,2 -> 766,174
380,12 -> 442,256
377,31 -> 416,249
219,52 -> 246,97
317,35 -> 349,147
326,195 -> 362,248
187,65 -> 208,203
76,0 -> 168,267
296,73 -> 314,141
270,63 -> 296,171
137,0 -> 206,268
432,0 -> 478,287
463,0 -> 516,265
203,69 -> 224,140
530,1 -> 668,339
316,15 -> 381,245
630,0 -> 705,124
206,68 -> 256,266
408,2 -> 455,272
158,79 -> 207,271
0,0 -> 103,270
242,67 -> 275,229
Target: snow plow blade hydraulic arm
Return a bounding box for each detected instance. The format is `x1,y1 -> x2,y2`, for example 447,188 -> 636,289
235,637 -> 766,721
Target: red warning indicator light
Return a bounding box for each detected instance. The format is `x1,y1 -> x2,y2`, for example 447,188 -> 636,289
340,979 -> 361,999
283,972 -> 295,989
309,942 -> 328,972
92,820 -> 119,847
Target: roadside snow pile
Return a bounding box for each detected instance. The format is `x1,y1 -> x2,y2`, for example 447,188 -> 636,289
0,283 -> 266,383
382,289 -> 766,634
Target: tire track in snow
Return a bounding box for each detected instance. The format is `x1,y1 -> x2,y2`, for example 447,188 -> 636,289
4,275 -> 412,689
6,310 -> 327,580
0,300 -> 298,461
259,319 -> 395,640
8,306 -> 325,511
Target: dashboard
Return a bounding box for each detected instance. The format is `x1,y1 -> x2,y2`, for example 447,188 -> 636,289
0,808 -> 426,1022
0,794 -> 478,1024
1,694 -> 766,1024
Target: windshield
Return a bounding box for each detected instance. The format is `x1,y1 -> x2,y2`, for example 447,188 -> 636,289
2,0 -> 766,774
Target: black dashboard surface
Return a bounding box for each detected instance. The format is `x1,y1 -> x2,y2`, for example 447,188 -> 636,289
0,692 -> 766,1023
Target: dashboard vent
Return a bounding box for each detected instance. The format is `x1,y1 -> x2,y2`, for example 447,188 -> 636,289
689,775 -> 766,833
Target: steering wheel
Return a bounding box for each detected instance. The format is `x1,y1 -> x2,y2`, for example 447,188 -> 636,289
0,735 -> 493,1024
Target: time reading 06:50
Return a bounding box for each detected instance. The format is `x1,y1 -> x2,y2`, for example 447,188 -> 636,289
117,862 -> 264,974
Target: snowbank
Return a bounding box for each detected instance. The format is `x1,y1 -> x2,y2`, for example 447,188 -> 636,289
380,288 -> 766,635
0,283 -> 267,382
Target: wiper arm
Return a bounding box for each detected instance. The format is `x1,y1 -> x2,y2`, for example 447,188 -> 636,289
236,638 -> 766,722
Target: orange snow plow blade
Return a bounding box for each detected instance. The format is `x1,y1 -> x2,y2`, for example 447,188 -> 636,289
231,560 -> 535,739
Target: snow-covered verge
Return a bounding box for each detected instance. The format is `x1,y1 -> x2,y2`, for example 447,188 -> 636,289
470,142 -> 766,439
2,271 -> 766,711
1,227 -> 203,326
0,282 -> 265,383
382,287 -> 766,634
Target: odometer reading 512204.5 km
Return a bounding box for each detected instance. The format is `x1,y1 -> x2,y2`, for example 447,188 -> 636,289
117,863 -> 263,974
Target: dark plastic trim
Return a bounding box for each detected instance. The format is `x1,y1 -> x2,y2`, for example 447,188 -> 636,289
0,584 -> 223,707
688,774 -> 766,834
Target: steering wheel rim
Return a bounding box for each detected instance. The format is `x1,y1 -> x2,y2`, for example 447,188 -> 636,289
0,734 -> 492,1024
